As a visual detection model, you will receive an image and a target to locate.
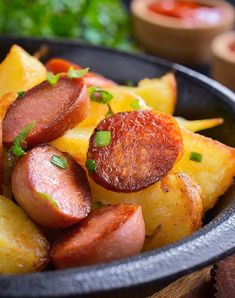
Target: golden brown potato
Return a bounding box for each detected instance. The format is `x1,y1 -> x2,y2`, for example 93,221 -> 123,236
0,45 -> 47,97
89,172 -> 202,250
107,73 -> 176,114
173,128 -> 235,211
176,117 -> 224,132
0,195 -> 49,274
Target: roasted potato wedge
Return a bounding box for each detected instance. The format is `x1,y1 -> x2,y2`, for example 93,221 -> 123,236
176,117 -> 224,132
0,45 -> 47,97
107,73 -> 176,114
173,128 -> 235,211
89,173 -> 202,249
0,195 -> 49,274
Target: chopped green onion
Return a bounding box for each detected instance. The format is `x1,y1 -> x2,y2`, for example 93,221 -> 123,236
9,121 -> 36,157
86,159 -> 97,172
94,131 -> 111,147
190,152 -> 202,162
88,86 -> 113,104
37,192 -> 58,208
107,104 -> 114,116
95,201 -> 105,208
47,72 -> 61,85
125,80 -> 135,86
50,155 -> 68,170
131,99 -> 140,110
67,67 -> 89,79
17,91 -> 25,97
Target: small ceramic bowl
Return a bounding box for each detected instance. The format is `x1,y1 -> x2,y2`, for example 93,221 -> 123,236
212,31 -> 235,92
131,0 -> 235,66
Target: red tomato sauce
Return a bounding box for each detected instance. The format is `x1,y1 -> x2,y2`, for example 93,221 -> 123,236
229,42 -> 235,53
148,0 -> 224,26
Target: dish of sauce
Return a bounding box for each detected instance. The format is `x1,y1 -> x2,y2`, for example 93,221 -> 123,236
148,0 -> 224,27
229,41 -> 235,54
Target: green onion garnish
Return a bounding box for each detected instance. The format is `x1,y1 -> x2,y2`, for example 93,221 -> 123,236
37,192 -> 58,208
86,159 -> 97,172
17,91 -> 25,97
190,152 -> 202,162
50,155 -> 68,170
67,67 -> 89,79
107,104 -> 114,116
94,131 -> 111,147
131,99 -> 140,110
95,201 -> 105,208
47,72 -> 61,85
9,121 -> 36,157
88,86 -> 113,104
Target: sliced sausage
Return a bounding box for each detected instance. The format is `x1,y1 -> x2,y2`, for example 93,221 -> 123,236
46,58 -> 117,88
3,76 -> 89,148
11,144 -> 91,228
50,203 -> 145,268
87,110 -> 183,192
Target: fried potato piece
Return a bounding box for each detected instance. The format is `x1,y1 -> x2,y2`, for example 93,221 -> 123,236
51,102 -> 108,166
0,93 -> 16,193
176,117 -> 224,132
173,128 -> 235,211
0,45 -> 47,97
0,195 -> 49,274
89,172 -> 202,250
107,73 -> 176,114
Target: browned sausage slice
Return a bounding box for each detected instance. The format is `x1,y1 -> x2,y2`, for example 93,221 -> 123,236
11,144 -> 91,228
3,76 -> 89,148
50,203 -> 145,268
87,110 -> 183,192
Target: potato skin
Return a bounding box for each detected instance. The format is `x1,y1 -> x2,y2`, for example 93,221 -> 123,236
0,195 -> 49,274
87,110 -> 183,192
89,172 -> 202,250
50,204 -> 145,269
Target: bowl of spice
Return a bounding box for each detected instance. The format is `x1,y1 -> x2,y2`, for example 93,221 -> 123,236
131,0 -> 235,65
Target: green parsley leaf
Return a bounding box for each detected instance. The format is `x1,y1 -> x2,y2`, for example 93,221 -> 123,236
9,121 -> 36,157
86,159 -> 97,172
67,67 -> 89,79
88,86 -> 113,104
131,99 -> 140,110
37,192 -> 58,208
47,72 -> 61,85
94,131 -> 111,147
190,152 -> 202,162
17,91 -> 25,97
50,155 -> 68,170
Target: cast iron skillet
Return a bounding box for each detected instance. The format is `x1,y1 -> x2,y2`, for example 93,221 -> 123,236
0,37 -> 235,298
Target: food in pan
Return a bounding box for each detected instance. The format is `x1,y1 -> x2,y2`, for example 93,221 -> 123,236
0,45 -> 234,274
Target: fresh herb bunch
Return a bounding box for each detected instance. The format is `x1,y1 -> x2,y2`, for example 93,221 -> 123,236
0,0 -> 134,51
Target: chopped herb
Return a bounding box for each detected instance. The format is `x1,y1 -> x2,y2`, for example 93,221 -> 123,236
9,121 -> 36,157
107,104 -> 114,116
50,155 -> 68,170
131,99 -> 140,110
86,159 -> 97,172
67,67 -> 89,79
37,192 -> 58,208
125,80 -> 135,86
88,86 -> 113,104
17,91 -> 25,97
47,72 -> 61,85
190,152 -> 202,162
95,201 -> 105,208
94,131 -> 111,147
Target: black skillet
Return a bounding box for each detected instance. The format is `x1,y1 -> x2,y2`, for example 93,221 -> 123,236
0,37 -> 235,298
